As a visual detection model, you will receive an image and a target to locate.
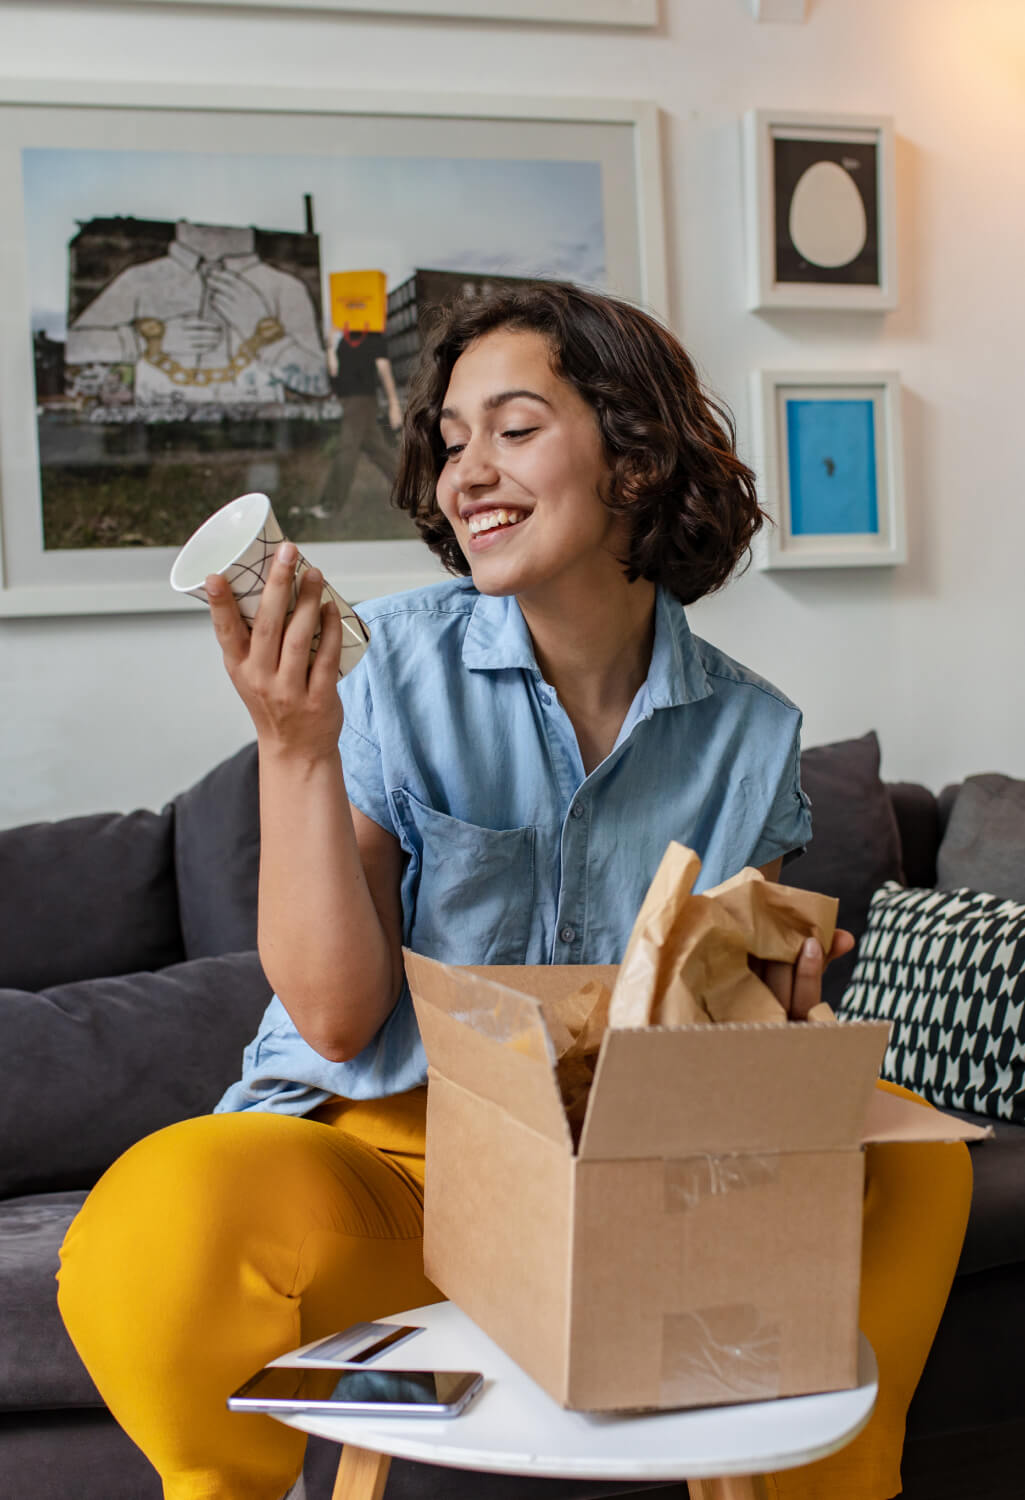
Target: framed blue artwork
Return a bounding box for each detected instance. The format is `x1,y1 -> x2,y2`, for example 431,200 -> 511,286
751,371 -> 906,569
742,109 -> 897,312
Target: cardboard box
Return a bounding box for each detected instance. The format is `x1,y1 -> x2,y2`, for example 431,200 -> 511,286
406,950 -> 989,1413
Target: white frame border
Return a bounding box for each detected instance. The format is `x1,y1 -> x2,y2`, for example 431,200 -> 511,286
751,370 -> 906,570
122,0 -> 658,20
742,108 -> 897,312
0,80 -> 666,617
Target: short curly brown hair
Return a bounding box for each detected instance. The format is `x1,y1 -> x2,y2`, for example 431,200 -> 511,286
393,279 -> 764,606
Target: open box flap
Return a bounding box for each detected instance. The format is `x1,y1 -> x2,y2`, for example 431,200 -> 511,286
577,1019 -> 892,1160
861,1087 -> 994,1143
461,963 -> 619,1042
404,950 -> 571,1149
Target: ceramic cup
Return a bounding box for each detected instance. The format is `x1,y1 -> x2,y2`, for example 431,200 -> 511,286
169,492 -> 370,677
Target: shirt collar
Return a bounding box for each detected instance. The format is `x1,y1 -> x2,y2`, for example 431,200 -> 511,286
462,592 -> 540,672
645,586 -> 712,709
462,585 -> 712,708
167,241 -> 260,274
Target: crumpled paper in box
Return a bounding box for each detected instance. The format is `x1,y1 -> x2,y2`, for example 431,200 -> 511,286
549,843 -> 838,1132
609,842 -> 839,1029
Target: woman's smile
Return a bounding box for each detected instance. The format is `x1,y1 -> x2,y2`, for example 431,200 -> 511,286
465,507 -> 530,546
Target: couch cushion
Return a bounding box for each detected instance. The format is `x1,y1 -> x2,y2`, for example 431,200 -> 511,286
171,742 -> 261,959
944,1111 -> 1025,1276
937,774 -> 1025,905
840,882 -> 1025,1124
887,781 -> 942,891
784,731 -> 904,1006
0,809 -> 183,991
0,1191 -> 99,1411
0,952 -> 272,1198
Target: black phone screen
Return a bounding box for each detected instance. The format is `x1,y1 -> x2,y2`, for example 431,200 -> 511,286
235,1366 -> 478,1408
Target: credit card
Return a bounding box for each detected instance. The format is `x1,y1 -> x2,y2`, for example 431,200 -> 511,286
293,1322 -> 423,1365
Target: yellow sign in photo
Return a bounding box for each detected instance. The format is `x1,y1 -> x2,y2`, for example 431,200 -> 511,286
329,270 -> 387,333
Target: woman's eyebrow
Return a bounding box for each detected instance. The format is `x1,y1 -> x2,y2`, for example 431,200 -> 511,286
440,389 -> 552,421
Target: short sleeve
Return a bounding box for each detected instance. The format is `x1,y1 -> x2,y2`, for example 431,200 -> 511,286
338,662 -> 394,834
748,721 -> 813,869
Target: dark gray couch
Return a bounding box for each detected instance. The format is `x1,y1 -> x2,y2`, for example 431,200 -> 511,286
1,733 -> 1022,1499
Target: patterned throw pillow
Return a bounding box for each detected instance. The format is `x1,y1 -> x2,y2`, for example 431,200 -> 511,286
840,882 -> 1025,1123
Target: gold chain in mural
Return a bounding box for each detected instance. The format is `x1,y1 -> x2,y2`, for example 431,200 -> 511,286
133,317 -> 285,386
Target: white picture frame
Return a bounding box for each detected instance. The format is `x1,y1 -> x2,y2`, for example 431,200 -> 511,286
750,370 -> 906,569
122,0 -> 658,22
0,81 -> 666,616
743,108 -> 897,312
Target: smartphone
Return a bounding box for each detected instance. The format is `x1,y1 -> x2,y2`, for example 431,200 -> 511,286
227,1365 -> 484,1418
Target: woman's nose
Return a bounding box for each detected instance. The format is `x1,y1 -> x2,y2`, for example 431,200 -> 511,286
453,435 -> 499,491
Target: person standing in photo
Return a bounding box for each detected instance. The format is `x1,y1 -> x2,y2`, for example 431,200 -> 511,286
313,270 -> 403,520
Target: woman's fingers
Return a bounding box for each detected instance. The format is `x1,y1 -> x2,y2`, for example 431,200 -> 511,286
788,937 -> 825,1020
277,564 -> 328,684
307,598 -> 344,700
828,928 -> 857,964
755,928 -> 856,1019
759,958 -> 794,1015
247,542 -> 301,673
206,574 -> 251,672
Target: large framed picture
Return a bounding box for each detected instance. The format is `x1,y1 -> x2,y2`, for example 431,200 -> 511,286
742,109 -> 897,312
125,0 -> 658,20
0,81 -> 665,616
750,370 -> 906,569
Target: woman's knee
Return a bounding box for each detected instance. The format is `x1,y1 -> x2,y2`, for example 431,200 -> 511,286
58,1113 -> 324,1325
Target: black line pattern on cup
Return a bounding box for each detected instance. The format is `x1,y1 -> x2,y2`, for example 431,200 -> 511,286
226,531 -> 279,604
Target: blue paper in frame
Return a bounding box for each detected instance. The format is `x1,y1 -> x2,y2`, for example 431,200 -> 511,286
751,372 -> 906,569
786,399 -> 879,537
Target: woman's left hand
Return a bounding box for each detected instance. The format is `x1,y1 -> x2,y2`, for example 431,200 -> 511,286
754,929 -> 857,1019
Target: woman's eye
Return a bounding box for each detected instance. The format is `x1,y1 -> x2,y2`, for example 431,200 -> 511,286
502,427 -> 537,441
442,443 -> 465,459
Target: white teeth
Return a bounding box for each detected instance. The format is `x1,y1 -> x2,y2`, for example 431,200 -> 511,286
467,508 -> 524,535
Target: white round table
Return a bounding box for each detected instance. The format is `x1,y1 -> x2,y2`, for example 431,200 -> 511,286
273,1302 -> 877,1500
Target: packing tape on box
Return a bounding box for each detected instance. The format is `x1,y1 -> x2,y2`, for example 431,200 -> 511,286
663,1153 -> 780,1212
660,1304 -> 782,1405
450,1001 -> 551,1064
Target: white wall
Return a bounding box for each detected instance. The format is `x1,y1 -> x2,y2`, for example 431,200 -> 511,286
1,0 -> 1022,825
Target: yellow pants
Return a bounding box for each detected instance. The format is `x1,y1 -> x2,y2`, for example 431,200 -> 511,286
57,1081 -> 971,1500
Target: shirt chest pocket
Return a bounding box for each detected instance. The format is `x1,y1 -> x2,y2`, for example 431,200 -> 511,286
392,790 -> 537,965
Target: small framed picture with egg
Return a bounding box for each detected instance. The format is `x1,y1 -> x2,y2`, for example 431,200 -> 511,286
750,370 -> 906,569
742,110 -> 897,311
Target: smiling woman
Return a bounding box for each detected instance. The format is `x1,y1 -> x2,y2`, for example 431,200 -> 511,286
57,278 -> 969,1500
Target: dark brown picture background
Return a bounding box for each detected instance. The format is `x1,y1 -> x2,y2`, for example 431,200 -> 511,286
772,138 -> 879,287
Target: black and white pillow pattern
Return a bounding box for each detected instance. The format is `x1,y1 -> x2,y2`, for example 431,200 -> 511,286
841,882 -> 1025,1123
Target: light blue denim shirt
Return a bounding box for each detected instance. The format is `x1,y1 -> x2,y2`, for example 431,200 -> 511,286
216,578 -> 811,1116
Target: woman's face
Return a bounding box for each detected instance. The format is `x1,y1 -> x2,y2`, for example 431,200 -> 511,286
435,327 -> 627,601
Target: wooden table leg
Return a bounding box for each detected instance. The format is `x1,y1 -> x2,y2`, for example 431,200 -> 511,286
330,1444 -> 392,1500
688,1476 -> 769,1500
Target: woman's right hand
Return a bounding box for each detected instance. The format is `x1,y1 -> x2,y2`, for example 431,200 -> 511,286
206,541 -> 344,762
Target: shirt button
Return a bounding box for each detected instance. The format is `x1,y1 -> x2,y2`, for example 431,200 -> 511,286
539,692 -> 551,707
570,802 -> 585,819
560,924 -> 576,944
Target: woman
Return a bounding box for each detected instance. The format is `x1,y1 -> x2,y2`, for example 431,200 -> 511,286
58,281 -> 969,1500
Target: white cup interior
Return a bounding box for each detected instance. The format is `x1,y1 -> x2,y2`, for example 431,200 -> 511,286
170,492 -> 273,592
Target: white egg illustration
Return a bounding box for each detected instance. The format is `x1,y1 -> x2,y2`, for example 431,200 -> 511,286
788,160 -> 867,268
